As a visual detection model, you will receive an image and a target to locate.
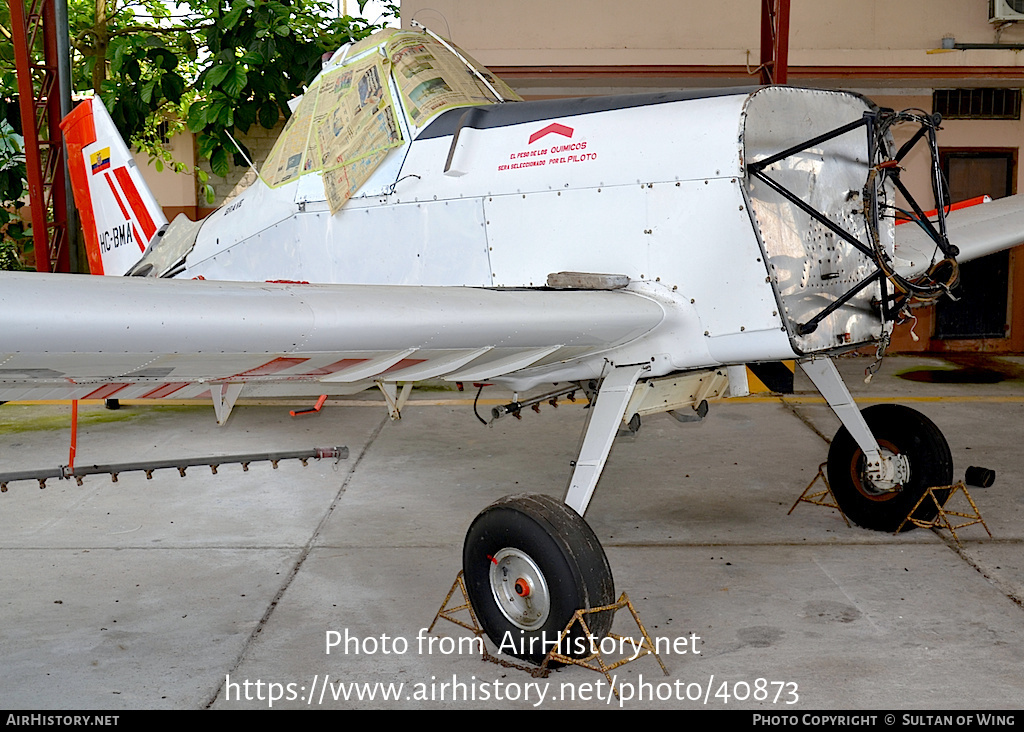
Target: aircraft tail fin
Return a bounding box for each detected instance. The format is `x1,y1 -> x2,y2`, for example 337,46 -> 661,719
61,97 -> 168,276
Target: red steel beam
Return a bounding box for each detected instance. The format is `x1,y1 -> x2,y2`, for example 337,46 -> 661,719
760,0 -> 791,85
9,0 -> 70,273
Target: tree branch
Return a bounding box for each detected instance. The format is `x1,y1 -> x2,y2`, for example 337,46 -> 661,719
74,22 -> 210,46
106,23 -> 211,37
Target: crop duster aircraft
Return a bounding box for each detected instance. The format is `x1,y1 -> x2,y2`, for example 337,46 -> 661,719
3,26 -> 1024,663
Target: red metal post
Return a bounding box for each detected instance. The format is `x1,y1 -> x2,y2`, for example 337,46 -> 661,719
759,0 -> 791,85
9,0 -> 71,273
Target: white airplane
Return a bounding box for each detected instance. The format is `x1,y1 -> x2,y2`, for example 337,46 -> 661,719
3,26 -> 1024,664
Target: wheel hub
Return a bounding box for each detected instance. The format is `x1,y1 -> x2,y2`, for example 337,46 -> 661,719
489,548 -> 551,630
857,446 -> 910,496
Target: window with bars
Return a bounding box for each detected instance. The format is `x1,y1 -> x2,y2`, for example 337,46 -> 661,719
933,88 -> 1021,120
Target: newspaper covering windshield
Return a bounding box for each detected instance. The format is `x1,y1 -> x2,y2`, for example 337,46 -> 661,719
316,58 -> 404,214
261,79 -> 321,189
386,34 -> 521,128
260,56 -> 404,213
259,30 -> 519,213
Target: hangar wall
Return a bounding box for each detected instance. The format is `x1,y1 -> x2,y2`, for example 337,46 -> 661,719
400,0 -> 1024,74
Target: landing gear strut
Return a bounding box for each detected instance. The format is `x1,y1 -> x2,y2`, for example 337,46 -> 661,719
827,404 -> 952,531
801,358 -> 954,532
463,365 -> 645,664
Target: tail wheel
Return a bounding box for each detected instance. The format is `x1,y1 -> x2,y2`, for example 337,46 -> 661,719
463,494 -> 614,665
827,404 -> 952,532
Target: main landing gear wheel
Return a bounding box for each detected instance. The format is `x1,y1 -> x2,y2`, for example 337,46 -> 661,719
463,494 -> 615,665
827,404 -> 952,532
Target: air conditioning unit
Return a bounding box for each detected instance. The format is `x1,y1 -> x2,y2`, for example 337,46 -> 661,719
991,0 -> 1024,22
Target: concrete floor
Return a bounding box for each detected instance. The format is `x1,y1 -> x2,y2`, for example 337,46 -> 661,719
0,355 -> 1021,709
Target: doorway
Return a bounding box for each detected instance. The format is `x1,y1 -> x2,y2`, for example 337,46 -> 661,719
934,150 -> 1015,339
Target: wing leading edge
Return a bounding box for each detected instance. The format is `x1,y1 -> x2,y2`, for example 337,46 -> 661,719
0,273 -> 666,404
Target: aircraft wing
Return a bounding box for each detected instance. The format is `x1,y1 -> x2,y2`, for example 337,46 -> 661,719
895,193 -> 1024,274
0,273 -> 665,411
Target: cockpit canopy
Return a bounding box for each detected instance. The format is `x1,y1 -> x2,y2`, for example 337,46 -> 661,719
260,28 -> 521,213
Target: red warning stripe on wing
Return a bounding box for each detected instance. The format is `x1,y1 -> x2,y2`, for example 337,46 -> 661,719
140,382 -> 189,399
119,357 -> 433,397
299,358 -> 370,376
83,383 -> 130,400
224,357 -> 311,381
381,358 -> 427,374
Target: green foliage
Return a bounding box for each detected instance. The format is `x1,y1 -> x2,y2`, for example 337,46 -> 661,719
0,107 -> 28,271
68,0 -> 395,179
0,0 -> 395,217
0,59 -> 26,268
184,0 -> 391,176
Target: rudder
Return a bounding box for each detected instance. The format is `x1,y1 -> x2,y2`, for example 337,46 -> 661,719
61,97 -> 168,275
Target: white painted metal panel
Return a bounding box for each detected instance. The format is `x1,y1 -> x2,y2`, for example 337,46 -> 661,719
328,198 -> 491,285
485,185 -> 648,287
484,178 -> 783,342
643,180 -> 780,338
319,349 -> 419,382
185,197 -> 492,286
395,94 -> 750,204
184,176 -> 299,267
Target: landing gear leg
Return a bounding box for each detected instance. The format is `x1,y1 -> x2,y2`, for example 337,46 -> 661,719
799,358 -> 953,531
564,364 -> 648,515
463,364 -> 646,664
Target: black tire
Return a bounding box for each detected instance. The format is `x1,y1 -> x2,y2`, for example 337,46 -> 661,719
827,404 -> 952,532
463,494 -> 615,665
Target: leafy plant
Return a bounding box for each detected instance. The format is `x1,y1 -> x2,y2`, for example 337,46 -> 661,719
71,0 -> 393,175
0,0 -> 395,228
0,104 -> 28,271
